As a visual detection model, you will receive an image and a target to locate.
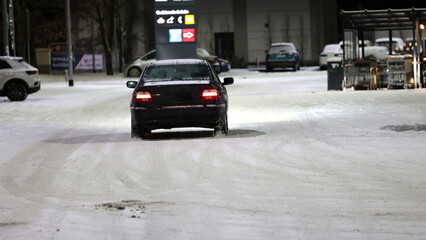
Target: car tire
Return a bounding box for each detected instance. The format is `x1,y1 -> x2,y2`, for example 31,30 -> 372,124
131,123 -> 151,139
7,82 -> 28,101
128,67 -> 142,78
293,64 -> 297,72
214,115 -> 229,136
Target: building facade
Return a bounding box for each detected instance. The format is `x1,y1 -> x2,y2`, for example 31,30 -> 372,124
70,0 -> 338,70
196,0 -> 338,65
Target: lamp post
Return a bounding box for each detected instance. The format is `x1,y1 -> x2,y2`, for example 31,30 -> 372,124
421,24 -> 425,58
65,0 -> 74,87
421,23 -> 425,88
8,0 -> 14,56
2,0 -> 9,56
26,9 -> 30,63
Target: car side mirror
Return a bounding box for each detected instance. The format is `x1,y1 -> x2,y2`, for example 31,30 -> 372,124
126,81 -> 138,89
223,77 -> 234,85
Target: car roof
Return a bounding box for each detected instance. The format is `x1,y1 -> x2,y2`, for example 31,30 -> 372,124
375,37 -> 403,43
270,42 -> 294,46
0,56 -> 23,61
148,59 -> 206,67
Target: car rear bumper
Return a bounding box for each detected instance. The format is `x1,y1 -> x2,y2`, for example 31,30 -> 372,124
267,61 -> 296,68
131,104 -> 226,130
28,82 -> 41,94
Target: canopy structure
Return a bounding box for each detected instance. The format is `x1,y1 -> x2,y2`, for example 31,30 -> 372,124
341,8 -> 426,31
340,8 -> 426,89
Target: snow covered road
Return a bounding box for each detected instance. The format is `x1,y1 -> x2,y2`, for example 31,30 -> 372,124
1,69 -> 426,239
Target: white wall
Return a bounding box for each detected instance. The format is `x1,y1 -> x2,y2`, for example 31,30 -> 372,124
246,0 -> 312,63
196,0 -> 234,55
196,0 -> 314,62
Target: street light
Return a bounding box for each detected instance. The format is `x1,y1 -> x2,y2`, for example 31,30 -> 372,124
65,0 -> 73,87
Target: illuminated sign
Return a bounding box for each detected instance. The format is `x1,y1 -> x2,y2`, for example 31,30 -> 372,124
168,28 -> 195,43
185,15 -> 195,25
182,29 -> 195,42
154,0 -> 197,60
169,29 -> 183,42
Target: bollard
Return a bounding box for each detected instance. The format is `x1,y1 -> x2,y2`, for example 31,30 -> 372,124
65,70 -> 69,82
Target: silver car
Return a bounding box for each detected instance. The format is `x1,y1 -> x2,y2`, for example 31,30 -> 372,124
0,56 -> 40,101
124,48 -> 221,78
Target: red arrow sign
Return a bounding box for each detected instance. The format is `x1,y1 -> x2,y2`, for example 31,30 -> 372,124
182,29 -> 195,42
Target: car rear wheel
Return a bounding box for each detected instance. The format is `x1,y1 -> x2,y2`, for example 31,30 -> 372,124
214,115 -> 229,136
7,82 -> 28,101
128,67 -> 142,78
131,123 -> 151,139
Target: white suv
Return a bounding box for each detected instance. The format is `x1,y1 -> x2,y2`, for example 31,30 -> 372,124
0,56 -> 40,101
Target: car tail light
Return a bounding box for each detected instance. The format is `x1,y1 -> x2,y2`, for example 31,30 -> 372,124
209,59 -> 216,64
26,70 -> 38,75
266,53 -> 272,57
291,52 -> 296,56
201,89 -> 219,101
135,92 -> 152,102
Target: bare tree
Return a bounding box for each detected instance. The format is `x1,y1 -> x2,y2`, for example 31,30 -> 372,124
10,0 -> 66,65
93,0 -> 116,75
123,0 -> 137,63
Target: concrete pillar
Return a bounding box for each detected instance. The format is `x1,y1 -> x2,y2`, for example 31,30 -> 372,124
232,0 -> 248,63
309,0 -> 338,62
143,0 -> 155,52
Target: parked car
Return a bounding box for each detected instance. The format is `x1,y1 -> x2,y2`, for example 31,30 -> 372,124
319,44 -> 341,70
335,40 -> 374,59
334,40 -> 379,60
218,58 -> 231,72
364,46 -> 388,61
266,42 -> 300,72
124,48 -> 221,78
375,37 -> 404,54
126,59 -> 234,139
0,56 -> 40,101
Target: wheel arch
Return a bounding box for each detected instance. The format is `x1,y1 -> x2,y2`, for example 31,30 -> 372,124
127,66 -> 142,77
3,78 -> 29,91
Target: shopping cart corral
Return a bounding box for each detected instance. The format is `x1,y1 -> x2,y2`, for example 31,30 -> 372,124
345,58 -> 378,90
387,55 -> 414,89
340,8 -> 426,90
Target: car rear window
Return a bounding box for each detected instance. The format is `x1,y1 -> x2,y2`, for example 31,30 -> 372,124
269,45 -> 292,54
375,41 -> 399,50
144,64 -> 210,82
197,49 -> 211,57
0,60 -> 12,69
322,44 -> 340,53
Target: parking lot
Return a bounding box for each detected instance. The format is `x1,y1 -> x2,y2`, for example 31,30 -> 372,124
1,69 -> 426,239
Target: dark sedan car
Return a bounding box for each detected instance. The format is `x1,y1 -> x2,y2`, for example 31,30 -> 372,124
126,59 -> 234,139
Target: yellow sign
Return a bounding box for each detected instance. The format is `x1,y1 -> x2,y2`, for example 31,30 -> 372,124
185,15 -> 195,25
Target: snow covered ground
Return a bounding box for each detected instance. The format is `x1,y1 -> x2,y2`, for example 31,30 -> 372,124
1,68 -> 426,239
